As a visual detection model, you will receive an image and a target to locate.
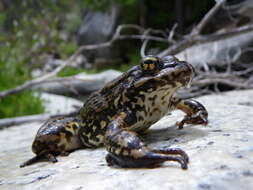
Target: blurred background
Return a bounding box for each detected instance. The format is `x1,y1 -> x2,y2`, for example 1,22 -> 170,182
0,0 -> 253,120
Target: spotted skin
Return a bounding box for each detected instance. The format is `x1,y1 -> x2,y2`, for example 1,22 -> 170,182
20,117 -> 82,167
20,55 -> 208,169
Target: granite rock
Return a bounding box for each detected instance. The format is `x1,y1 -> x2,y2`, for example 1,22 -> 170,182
0,90 -> 253,190
77,4 -> 122,64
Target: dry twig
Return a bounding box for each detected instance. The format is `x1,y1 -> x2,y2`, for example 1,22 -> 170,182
191,0 -> 226,35
0,111 -> 78,129
158,23 -> 253,57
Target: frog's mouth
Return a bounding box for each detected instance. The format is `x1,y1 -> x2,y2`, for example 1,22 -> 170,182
159,60 -> 195,88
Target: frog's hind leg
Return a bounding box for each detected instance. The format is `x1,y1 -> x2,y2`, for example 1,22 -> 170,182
104,113 -> 188,169
152,148 -> 189,163
106,151 -> 188,169
20,153 -> 58,168
20,155 -> 41,168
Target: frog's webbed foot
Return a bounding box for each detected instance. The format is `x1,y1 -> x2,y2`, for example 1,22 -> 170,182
152,148 -> 189,164
20,153 -> 58,168
104,113 -> 189,169
173,99 -> 208,130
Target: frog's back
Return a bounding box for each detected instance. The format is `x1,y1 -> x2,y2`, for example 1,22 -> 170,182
78,88 -> 122,147
77,66 -> 142,147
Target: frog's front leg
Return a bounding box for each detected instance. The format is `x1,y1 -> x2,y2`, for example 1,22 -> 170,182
104,112 -> 189,169
172,98 -> 208,129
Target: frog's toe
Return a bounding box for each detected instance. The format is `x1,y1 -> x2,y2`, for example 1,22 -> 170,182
189,113 -> 209,126
199,114 -> 208,125
105,151 -> 188,169
20,153 -> 58,167
60,151 -> 70,157
179,158 -> 188,169
105,154 -> 118,166
143,152 -> 188,169
152,147 -> 189,163
176,120 -> 186,130
45,153 -> 58,163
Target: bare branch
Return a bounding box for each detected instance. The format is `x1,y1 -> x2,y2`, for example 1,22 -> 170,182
234,66 -> 253,76
191,0 -> 226,35
0,111 -> 78,129
158,0 -> 230,57
0,59 -> 69,98
0,24 -> 167,99
118,34 -> 168,43
158,23 -> 253,57
168,23 -> 178,43
140,39 -> 149,58
140,28 -> 153,57
224,0 -> 253,12
193,78 -> 253,89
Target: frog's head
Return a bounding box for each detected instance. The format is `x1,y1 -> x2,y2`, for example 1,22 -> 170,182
130,55 -> 194,93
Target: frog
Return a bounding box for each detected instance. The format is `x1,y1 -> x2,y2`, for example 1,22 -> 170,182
20,55 -> 208,169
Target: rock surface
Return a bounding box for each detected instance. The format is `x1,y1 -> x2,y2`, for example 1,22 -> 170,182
1,90 -> 253,190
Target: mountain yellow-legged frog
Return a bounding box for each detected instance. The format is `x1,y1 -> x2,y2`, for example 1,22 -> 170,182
20,55 -> 208,169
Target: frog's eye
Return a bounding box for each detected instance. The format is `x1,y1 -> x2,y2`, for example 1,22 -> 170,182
140,56 -> 162,74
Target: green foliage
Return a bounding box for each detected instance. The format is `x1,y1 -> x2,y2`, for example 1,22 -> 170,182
83,0 -> 137,10
0,0 -> 82,118
58,51 -> 140,77
117,52 -> 140,72
0,43 -> 44,118
1,1 -> 81,58
0,92 -> 44,119
58,67 -> 88,77
0,0 -> 85,118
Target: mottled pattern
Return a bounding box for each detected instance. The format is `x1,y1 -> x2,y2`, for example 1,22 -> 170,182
21,55 -> 208,169
33,117 -> 82,154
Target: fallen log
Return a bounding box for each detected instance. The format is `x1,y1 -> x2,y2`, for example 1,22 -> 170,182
32,70 -> 122,98
0,111 -> 78,129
